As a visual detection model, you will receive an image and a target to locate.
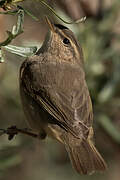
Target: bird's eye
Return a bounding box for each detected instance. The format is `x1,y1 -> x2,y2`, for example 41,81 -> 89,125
63,38 -> 70,45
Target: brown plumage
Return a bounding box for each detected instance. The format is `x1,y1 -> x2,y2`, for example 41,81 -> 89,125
19,20 -> 107,174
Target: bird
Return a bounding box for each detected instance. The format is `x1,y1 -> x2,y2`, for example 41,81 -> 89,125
19,18 -> 107,175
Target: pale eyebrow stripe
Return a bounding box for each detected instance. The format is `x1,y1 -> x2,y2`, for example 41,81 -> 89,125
56,29 -> 80,59
54,24 -> 68,30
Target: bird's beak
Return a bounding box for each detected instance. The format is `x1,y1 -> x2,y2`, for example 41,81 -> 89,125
45,16 -> 55,32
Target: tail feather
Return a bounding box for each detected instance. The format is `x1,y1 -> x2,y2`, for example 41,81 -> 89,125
65,139 -> 107,175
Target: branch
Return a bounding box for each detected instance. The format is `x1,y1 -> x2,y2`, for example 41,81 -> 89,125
39,0 -> 86,24
0,0 -> 86,24
0,7 -> 25,62
0,8 -> 24,47
2,45 -> 37,57
0,126 -> 41,140
0,0 -> 86,63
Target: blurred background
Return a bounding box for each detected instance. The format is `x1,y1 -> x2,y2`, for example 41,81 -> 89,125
0,0 -> 120,179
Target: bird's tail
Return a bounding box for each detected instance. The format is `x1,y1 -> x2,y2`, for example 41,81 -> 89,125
65,138 -> 107,174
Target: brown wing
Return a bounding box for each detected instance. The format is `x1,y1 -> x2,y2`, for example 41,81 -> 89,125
20,57 -> 93,139
51,87 -> 93,139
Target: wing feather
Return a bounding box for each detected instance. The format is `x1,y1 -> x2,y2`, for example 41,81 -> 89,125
20,59 -> 92,139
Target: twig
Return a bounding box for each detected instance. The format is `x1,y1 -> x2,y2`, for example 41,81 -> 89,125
2,45 -> 37,57
0,126 -> 39,140
40,0 -> 86,24
0,7 -> 24,62
0,8 -> 24,47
